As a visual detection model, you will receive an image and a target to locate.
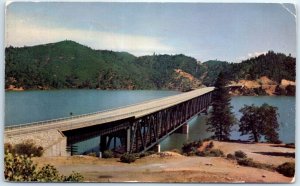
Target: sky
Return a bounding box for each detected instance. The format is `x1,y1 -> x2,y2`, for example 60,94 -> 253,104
5,2 -> 296,62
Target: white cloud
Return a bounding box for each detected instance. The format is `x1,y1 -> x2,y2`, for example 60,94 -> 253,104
234,51 -> 267,63
247,51 -> 267,58
5,18 -> 174,56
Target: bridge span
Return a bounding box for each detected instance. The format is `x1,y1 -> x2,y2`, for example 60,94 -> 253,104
5,87 -> 214,156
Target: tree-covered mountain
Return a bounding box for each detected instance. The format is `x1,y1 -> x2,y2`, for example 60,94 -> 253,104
5,40 -> 205,91
203,51 -> 296,86
5,40 -> 296,92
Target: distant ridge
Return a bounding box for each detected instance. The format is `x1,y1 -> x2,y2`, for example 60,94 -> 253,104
5,40 -> 295,94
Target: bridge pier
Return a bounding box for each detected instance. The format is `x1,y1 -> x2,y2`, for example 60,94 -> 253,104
150,144 -> 161,153
175,123 -> 189,134
126,128 -> 131,153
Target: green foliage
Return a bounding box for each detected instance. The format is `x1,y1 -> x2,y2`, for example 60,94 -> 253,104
5,42 -> 295,92
197,148 -> 224,157
35,164 -> 64,182
237,158 -> 275,171
203,51 -> 296,86
286,85 -> 296,96
5,152 -> 37,181
207,149 -> 224,157
5,141 -> 43,157
102,150 -> 114,158
5,41 -> 206,91
182,140 -> 203,154
277,162 -> 295,177
234,150 -> 247,159
120,153 -> 136,163
239,103 -> 280,143
202,60 -> 232,86
4,152 -> 84,182
206,73 -> 235,141
64,171 -> 84,182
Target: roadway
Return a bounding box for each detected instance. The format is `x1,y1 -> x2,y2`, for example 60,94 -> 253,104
5,87 -> 214,137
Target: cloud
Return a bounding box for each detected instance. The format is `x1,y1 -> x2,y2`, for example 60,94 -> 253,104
247,51 -> 267,58
5,18 -> 174,56
234,51 -> 267,63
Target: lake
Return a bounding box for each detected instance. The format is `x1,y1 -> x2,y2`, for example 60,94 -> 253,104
5,90 -> 295,153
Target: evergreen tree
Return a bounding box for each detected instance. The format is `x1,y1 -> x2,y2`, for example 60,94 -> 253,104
239,103 -> 280,143
206,72 -> 235,141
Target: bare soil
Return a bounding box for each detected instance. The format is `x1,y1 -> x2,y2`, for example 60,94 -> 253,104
33,141 -> 295,183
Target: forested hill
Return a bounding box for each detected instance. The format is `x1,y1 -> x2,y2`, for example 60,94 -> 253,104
5,40 -> 296,92
5,40 -> 206,91
203,51 -> 296,86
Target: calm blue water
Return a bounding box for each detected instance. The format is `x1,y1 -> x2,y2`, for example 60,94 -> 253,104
160,96 -> 295,151
5,90 -> 295,153
5,89 -> 179,125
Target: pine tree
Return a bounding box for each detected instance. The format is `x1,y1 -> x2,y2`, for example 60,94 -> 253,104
206,72 -> 235,141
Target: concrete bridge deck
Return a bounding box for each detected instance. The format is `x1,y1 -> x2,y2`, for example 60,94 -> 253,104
5,87 -> 214,137
5,87 -> 215,156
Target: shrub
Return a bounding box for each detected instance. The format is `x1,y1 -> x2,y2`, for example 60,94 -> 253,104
196,149 -> 224,157
36,164 -> 63,182
4,143 -> 14,153
182,140 -> 203,154
207,141 -> 214,149
277,162 -> 295,177
237,158 -> 274,171
102,150 -> 113,158
4,152 -> 83,182
234,150 -> 247,159
226,153 -> 236,160
120,153 -> 136,163
5,152 -> 37,181
6,140 -> 44,157
237,158 -> 255,167
64,171 -> 84,182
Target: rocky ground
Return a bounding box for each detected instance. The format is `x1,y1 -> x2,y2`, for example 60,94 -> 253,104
33,141 -> 295,183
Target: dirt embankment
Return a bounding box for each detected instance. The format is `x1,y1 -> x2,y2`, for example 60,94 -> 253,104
33,141 -> 294,183
6,85 -> 24,91
229,76 -> 295,96
167,69 -> 205,92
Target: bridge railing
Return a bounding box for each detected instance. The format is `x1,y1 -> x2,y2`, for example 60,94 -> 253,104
5,88 -> 215,131
5,92 -> 186,131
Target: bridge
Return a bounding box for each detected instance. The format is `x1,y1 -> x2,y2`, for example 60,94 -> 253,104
4,87 -> 215,156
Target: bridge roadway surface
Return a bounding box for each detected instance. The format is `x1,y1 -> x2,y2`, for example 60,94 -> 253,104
5,87 -> 214,137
